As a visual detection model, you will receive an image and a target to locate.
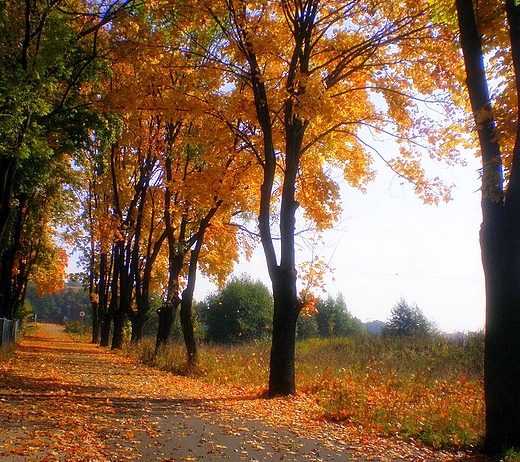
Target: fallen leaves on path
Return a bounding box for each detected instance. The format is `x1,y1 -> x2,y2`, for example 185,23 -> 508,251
0,325 -> 487,461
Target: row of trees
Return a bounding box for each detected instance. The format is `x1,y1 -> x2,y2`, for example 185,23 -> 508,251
1,0 -> 519,454
0,0 -> 136,321
58,0 -> 468,391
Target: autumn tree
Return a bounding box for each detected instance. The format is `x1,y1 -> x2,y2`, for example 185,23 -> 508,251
454,0 -> 520,454
68,112 -> 122,344
195,0 -> 465,396
0,150 -> 72,319
153,119 -> 254,365
96,4 -> 257,364
0,0 -> 135,319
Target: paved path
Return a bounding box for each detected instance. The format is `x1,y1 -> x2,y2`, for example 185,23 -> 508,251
0,325 -> 483,461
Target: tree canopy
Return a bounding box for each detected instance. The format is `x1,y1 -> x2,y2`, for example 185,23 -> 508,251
0,0 -> 493,405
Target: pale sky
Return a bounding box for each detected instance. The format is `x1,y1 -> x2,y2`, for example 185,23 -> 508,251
196,152 -> 486,333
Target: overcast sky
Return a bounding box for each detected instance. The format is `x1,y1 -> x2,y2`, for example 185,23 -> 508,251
196,152 -> 485,333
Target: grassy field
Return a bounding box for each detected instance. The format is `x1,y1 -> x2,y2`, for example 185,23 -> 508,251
125,333 -> 485,452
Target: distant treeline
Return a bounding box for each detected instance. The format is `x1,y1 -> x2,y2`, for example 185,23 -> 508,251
25,281 -> 90,323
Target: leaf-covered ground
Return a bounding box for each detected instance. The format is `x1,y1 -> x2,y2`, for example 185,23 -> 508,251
0,325 -> 487,461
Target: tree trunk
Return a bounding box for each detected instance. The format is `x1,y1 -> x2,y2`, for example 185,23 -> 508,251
155,299 -> 178,352
0,245 -> 16,319
179,226 -> 209,370
456,0 -> 520,453
0,156 -> 17,246
102,244 -> 120,348
0,194 -> 26,319
89,254 -> 100,344
100,317 -> 112,347
111,310 -> 126,350
112,240 -> 130,350
91,300 -> 100,343
130,309 -> 148,344
268,266 -> 300,397
482,211 -> 520,454
93,251 -> 108,344
180,292 -> 197,369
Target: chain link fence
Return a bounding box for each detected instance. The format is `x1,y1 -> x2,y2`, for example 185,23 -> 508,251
0,318 -> 20,348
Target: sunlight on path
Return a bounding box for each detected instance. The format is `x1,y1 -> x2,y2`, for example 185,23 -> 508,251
0,325 -> 483,461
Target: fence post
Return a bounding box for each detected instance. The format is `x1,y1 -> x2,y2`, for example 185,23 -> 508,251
0,318 -> 17,348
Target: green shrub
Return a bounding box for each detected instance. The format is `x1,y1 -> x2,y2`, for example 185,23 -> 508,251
198,274 -> 273,344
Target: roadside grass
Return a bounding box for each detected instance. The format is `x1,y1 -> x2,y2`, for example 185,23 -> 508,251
64,321 -> 91,342
128,333 -> 484,452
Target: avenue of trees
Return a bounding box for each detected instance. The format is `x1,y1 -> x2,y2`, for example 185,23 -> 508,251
1,0 -> 519,454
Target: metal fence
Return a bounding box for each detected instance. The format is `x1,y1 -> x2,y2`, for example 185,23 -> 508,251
0,318 -> 20,348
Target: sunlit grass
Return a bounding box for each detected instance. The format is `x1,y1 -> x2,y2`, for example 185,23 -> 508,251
294,336 -> 484,451
129,333 -> 485,452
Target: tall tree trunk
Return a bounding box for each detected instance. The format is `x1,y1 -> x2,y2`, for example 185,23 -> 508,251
111,241 -> 128,350
179,225 -> 210,369
89,254 -> 100,344
111,311 -> 126,350
155,252 -> 183,351
157,138 -> 185,352
94,251 -> 108,344
268,266 -> 300,396
0,194 -> 26,319
102,244 -> 120,347
456,0 -> 520,453
155,298 -> 179,352
99,315 -> 112,347
180,293 -> 197,369
0,156 -> 17,246
267,130 -> 303,397
130,308 -> 148,344
0,245 -> 16,319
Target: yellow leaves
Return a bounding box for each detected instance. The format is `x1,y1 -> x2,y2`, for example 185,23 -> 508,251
30,238 -> 68,297
297,160 -> 342,231
292,74 -> 332,123
387,157 -> 454,205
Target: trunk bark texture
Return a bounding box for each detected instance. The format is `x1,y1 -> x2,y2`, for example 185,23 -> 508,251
155,299 -> 178,352
456,0 -> 520,453
0,156 -> 17,246
268,267 -> 300,396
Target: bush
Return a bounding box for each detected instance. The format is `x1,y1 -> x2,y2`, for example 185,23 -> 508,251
199,274 -> 273,344
315,293 -> 364,338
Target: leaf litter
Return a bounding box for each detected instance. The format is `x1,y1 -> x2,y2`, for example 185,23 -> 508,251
0,325 -> 488,461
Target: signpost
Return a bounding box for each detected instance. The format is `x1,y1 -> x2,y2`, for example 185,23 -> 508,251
79,311 -> 85,333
